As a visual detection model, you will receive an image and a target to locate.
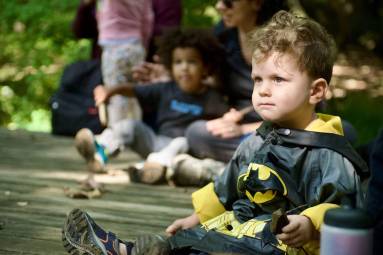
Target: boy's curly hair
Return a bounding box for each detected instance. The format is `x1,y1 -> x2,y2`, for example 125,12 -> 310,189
157,27 -> 225,78
249,10 -> 337,84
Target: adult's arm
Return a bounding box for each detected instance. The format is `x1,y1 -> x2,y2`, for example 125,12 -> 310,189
207,114 -> 262,139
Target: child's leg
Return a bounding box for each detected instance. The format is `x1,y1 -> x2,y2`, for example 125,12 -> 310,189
169,154 -> 225,186
101,42 -> 145,125
146,137 -> 189,167
127,136 -> 184,184
96,119 -> 164,159
75,119 -> 159,172
168,225 -> 286,255
75,128 -> 109,173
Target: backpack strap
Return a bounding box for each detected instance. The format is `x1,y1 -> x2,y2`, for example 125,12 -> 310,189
277,128 -> 369,179
257,122 -> 369,179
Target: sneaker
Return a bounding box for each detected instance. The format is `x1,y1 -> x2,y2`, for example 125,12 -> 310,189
62,208 -> 169,255
62,208 -> 131,255
169,154 -> 225,186
75,128 -> 108,173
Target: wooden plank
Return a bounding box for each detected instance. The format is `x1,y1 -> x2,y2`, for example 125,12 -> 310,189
0,128 -> 196,253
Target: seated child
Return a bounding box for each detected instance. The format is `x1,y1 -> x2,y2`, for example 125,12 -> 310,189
75,27 -> 229,183
62,11 -> 367,255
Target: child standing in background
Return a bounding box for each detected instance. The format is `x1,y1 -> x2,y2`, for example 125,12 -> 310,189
97,0 -> 153,124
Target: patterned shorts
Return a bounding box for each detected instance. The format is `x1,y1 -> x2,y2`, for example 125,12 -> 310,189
101,41 -> 146,123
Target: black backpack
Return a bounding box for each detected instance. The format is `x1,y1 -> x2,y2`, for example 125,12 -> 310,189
50,59 -> 104,136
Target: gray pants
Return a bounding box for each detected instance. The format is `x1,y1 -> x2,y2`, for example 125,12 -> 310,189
96,119 -> 172,159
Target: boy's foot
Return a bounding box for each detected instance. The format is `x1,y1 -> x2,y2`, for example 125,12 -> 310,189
169,154 -> 225,186
62,208 -> 129,255
127,162 -> 166,184
62,208 -> 170,255
75,128 -> 107,173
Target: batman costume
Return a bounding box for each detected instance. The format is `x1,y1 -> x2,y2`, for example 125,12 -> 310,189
168,114 -> 367,255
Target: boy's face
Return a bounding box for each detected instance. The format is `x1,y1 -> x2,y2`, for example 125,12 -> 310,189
172,47 -> 206,94
251,52 -> 321,129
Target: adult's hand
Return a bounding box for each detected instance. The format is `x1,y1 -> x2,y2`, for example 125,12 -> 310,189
222,108 -> 244,122
206,117 -> 243,139
165,213 -> 200,236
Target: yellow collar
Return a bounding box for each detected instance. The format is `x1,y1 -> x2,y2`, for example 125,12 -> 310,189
305,113 -> 344,136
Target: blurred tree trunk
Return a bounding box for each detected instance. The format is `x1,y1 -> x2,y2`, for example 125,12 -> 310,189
299,0 -> 382,54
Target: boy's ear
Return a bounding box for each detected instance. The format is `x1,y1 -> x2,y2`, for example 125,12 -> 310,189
309,78 -> 328,104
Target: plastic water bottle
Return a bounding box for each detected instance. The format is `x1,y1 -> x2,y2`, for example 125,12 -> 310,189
320,205 -> 374,255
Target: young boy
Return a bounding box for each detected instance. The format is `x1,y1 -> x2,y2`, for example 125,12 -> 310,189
75,28 -> 229,183
63,11 -> 367,255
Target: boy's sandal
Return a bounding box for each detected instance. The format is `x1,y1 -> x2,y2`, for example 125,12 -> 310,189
62,208 -> 131,255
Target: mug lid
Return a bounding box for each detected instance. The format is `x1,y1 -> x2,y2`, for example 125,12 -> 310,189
324,208 -> 374,229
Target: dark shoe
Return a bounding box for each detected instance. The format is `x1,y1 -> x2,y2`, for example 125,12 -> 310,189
127,162 -> 166,185
75,128 -> 107,173
62,208 -> 128,255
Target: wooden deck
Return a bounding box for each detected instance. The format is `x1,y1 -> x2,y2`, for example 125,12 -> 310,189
0,128 -> 195,254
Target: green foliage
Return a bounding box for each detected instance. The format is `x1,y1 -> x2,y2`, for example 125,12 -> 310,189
182,0 -> 219,27
0,0 -> 90,131
300,0 -> 383,55
325,92 -> 383,145
0,0 -> 218,132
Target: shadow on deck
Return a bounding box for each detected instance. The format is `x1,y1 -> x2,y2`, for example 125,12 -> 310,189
0,128 -> 195,254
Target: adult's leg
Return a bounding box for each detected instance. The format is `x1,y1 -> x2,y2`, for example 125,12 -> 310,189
186,120 -> 243,163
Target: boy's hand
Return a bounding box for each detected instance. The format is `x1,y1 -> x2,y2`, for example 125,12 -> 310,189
132,59 -> 170,84
165,213 -> 200,236
93,85 -> 108,106
276,215 -> 319,248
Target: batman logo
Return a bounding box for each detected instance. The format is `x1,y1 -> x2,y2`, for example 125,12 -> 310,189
238,163 -> 287,204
